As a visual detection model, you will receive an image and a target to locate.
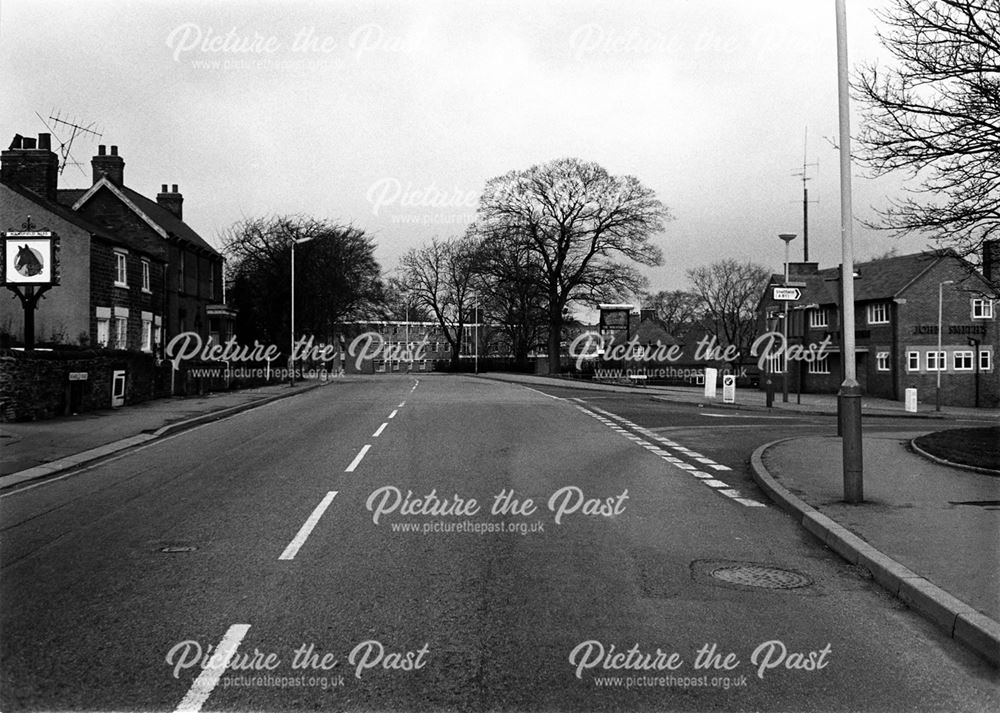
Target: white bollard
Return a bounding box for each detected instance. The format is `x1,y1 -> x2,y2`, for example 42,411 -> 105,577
704,368 -> 718,399
905,387 -> 918,413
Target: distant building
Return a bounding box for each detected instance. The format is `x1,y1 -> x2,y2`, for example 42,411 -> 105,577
756,248 -> 999,408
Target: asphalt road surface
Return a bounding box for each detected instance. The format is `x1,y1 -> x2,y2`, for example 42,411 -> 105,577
2,374 -> 997,712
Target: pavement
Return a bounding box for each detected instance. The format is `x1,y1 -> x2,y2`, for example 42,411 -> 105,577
2,369 -> 999,668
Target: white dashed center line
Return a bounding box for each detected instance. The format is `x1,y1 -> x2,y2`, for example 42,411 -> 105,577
174,623 -> 251,712
372,422 -> 388,438
388,409 -> 398,419
279,491 -> 338,561
345,444 -> 371,472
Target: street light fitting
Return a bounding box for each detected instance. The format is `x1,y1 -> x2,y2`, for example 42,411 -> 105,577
779,233 -> 797,244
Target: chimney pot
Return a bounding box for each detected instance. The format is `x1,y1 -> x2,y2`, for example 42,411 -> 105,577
110,145 -> 118,156
171,184 -> 178,193
161,184 -> 168,193
98,145 -> 106,156
2,132 -> 59,199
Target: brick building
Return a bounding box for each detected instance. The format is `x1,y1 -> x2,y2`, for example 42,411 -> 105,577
1,134 -> 167,351
1,133 -> 229,353
756,248 -> 999,408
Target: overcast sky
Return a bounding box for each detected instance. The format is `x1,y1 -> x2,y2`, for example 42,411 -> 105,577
2,0 -> 929,300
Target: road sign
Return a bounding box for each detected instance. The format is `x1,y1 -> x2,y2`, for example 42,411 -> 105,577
772,287 -> 802,301
722,374 -> 736,403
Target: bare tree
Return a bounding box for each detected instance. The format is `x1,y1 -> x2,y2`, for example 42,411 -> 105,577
476,158 -> 669,374
222,215 -> 384,346
399,236 -> 479,370
854,0 -> 1000,267
686,260 -> 770,357
641,289 -> 706,339
471,228 -> 548,370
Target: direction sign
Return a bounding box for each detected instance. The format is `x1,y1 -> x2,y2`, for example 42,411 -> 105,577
772,287 -> 802,301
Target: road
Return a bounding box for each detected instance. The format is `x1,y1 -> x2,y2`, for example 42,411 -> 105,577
1,374 -> 997,712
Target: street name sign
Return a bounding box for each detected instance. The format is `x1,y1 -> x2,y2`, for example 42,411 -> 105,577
772,287 -> 802,301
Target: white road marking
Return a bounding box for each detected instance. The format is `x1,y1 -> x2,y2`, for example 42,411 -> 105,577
278,491 -> 338,560
372,423 -> 388,438
398,401 -> 406,407
388,409 -> 398,419
174,623 -> 252,712
345,445 -> 371,472
522,385 -> 563,400
576,403 -> 765,508
701,413 -> 795,419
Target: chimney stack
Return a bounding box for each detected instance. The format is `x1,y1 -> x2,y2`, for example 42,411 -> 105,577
1,132 -> 60,199
91,144 -> 125,185
157,183 -> 183,220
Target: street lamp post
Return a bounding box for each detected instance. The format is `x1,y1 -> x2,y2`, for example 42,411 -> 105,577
290,235 -> 316,386
474,298 -> 479,375
779,233 -> 796,403
836,0 -> 863,503
936,279 -> 955,411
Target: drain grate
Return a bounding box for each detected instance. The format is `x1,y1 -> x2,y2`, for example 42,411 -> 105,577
159,545 -> 198,553
692,559 -> 813,591
711,564 -> 811,589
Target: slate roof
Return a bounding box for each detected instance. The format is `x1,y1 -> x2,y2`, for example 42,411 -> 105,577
58,185 -> 220,257
765,250 -> 954,308
1,180 -> 161,259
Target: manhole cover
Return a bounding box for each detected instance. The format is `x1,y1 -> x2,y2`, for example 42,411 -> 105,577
159,546 -> 198,553
711,564 -> 812,589
691,559 -> 813,591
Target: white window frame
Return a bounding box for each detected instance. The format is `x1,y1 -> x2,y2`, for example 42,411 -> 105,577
96,319 -> 110,347
809,308 -> 829,329
141,259 -> 151,293
926,350 -> 946,371
141,312 -> 153,353
114,250 -> 128,288
876,352 -> 890,372
866,302 -> 889,325
953,351 -> 974,371
808,355 -> 830,374
980,350 -> 993,372
114,316 -> 128,350
907,351 -> 920,372
971,298 -> 994,320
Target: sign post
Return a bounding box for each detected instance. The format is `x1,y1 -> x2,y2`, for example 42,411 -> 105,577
2,223 -> 60,350
722,374 -> 736,404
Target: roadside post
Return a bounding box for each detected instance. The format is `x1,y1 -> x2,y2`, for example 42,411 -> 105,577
704,367 -> 718,399
722,374 -> 736,404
